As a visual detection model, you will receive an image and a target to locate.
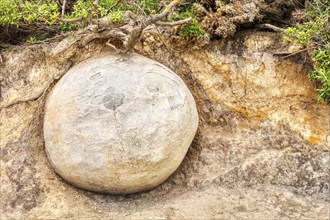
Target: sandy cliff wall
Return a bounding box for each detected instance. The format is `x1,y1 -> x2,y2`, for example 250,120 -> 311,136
0,31 -> 329,219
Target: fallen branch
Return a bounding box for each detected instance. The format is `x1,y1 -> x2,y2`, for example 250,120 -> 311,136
60,17 -> 84,22
155,17 -> 192,26
61,0 -> 67,18
145,0 -> 182,25
273,47 -> 317,58
256,23 -> 284,32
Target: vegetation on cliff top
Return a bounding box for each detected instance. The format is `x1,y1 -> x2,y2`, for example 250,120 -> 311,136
0,0 -> 300,45
0,0 -> 329,104
285,0 -> 330,104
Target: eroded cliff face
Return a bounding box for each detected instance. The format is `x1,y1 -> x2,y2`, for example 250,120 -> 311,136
1,31 -> 329,219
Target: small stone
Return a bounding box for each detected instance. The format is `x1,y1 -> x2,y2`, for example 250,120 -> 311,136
43,53 -> 199,194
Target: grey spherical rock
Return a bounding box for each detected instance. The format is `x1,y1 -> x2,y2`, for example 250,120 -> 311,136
43,53 -> 199,194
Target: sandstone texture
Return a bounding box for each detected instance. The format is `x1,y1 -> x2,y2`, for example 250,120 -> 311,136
43,54 -> 198,194
0,31 -> 329,219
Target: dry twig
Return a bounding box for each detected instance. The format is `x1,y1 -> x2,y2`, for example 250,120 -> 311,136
61,0 -> 67,18
155,17 -> 192,26
273,47 -> 317,58
256,23 -> 284,32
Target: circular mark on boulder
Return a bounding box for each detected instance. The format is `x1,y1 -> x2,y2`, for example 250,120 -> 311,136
102,88 -> 124,110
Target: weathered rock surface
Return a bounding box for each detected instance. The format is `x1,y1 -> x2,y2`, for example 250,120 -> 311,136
0,31 -> 329,219
43,53 -> 198,194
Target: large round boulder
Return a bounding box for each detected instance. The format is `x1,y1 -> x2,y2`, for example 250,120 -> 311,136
43,53 -> 199,194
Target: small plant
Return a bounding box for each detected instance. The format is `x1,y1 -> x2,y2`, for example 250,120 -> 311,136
178,11 -> 205,38
71,0 -> 94,19
58,22 -> 72,32
180,21 -> 205,38
108,11 -> 124,23
308,44 -> 330,104
27,36 -> 38,45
